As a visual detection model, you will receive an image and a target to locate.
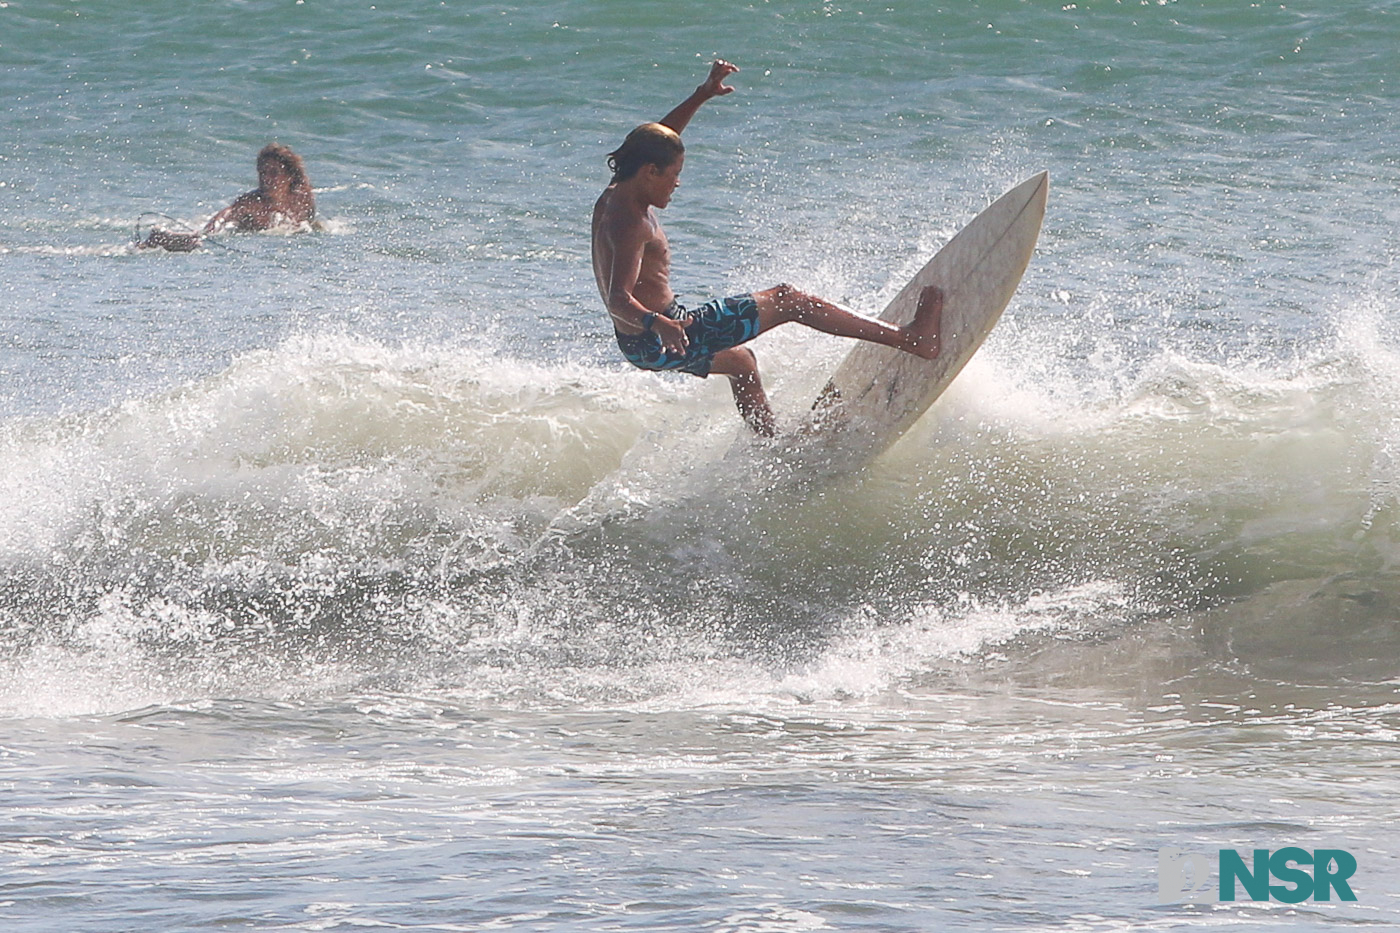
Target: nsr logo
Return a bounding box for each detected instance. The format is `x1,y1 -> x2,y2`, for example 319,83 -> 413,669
1158,848 -> 1358,904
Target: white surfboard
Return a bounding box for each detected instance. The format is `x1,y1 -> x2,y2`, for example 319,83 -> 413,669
804,171 -> 1048,462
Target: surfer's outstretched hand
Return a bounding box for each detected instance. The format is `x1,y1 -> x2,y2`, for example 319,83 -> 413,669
701,60 -> 739,97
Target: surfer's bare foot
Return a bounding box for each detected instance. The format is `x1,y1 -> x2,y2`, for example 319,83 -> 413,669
904,285 -> 943,360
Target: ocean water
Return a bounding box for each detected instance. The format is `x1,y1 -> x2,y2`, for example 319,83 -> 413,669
3,0 -> 1399,929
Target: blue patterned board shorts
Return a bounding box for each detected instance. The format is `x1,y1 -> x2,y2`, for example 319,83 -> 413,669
614,293 -> 761,378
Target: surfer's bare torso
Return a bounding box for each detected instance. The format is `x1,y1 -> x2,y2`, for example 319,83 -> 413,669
591,189 -> 676,336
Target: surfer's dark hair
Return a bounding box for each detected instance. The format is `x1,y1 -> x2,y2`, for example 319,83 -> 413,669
607,123 -> 684,182
256,143 -> 311,192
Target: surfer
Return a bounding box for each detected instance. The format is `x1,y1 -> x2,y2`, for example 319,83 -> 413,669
592,60 -> 942,436
139,144 -> 317,252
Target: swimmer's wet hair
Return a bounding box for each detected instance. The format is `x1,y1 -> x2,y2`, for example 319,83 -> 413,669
257,143 -> 312,191
607,123 -> 684,182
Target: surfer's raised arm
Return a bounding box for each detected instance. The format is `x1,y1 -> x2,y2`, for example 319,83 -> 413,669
658,60 -> 739,134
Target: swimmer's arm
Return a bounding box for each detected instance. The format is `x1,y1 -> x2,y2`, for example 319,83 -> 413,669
601,218 -> 689,354
202,190 -> 262,234
202,202 -> 241,235
138,200 -> 240,250
140,197 -> 245,250
658,60 -> 739,134
201,212 -> 228,235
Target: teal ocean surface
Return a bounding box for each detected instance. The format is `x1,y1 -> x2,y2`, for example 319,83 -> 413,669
3,1 -> 1399,929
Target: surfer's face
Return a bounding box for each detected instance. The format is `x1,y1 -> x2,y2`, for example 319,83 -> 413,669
647,154 -> 684,208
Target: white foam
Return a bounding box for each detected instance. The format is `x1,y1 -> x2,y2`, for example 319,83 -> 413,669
3,308 -> 1399,718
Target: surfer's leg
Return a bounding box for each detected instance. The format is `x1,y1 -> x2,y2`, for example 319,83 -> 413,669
752,283 -> 941,360
709,347 -> 776,437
